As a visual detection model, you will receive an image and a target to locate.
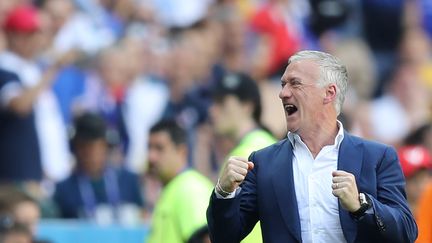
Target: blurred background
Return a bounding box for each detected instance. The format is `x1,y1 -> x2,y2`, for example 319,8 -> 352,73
0,0 -> 431,242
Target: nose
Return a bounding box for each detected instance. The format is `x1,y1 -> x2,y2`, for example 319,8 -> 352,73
279,85 -> 293,100
148,147 -> 158,165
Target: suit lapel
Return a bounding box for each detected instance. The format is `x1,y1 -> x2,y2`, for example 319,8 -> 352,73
272,140 -> 302,242
337,132 -> 363,243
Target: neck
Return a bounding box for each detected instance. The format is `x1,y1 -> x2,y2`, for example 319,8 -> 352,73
300,118 -> 339,158
163,162 -> 188,186
10,47 -> 32,61
236,118 -> 258,141
84,169 -> 104,180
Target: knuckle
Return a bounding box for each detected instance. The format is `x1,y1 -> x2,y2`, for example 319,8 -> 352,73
227,163 -> 235,171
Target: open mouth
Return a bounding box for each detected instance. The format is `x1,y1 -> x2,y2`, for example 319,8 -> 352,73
284,104 -> 298,116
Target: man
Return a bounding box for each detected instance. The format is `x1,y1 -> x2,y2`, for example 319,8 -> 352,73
0,4 -> 72,181
210,72 -> 277,243
400,145 -> 432,243
147,120 -> 213,243
54,113 -> 144,220
397,145 -> 432,214
0,216 -> 33,243
207,50 -> 417,242
0,185 -> 48,243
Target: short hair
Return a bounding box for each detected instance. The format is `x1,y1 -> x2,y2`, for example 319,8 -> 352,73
288,50 -> 348,115
70,112 -> 107,143
150,120 -> 187,146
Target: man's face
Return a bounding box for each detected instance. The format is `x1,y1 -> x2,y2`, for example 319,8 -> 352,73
75,139 -> 107,176
148,131 -> 185,183
13,201 -> 40,235
279,59 -> 328,134
210,95 -> 245,137
8,31 -> 40,59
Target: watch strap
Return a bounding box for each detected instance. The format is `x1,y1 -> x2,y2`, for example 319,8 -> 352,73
351,193 -> 371,218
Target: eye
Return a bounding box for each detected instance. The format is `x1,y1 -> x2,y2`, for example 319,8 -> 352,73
292,80 -> 300,85
281,82 -> 287,88
291,79 -> 302,87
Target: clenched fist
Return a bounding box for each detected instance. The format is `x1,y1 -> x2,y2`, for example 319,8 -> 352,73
218,156 -> 254,193
331,170 -> 361,212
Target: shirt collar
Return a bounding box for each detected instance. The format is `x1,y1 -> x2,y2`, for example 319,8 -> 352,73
287,120 -> 345,149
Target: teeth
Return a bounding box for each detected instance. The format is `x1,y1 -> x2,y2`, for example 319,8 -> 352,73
284,104 -> 298,115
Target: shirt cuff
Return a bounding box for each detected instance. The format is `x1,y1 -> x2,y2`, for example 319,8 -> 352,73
215,187 -> 241,199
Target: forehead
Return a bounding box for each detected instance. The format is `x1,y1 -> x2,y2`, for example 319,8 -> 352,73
150,131 -> 173,144
282,59 -> 320,82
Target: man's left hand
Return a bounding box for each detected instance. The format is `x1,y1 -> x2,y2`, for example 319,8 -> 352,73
331,170 -> 361,212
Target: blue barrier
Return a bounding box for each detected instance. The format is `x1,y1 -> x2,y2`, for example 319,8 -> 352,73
36,220 -> 149,243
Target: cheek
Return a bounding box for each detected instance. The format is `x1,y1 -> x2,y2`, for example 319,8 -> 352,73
158,153 -> 173,171
90,146 -> 106,161
224,103 -> 241,118
210,106 -> 220,121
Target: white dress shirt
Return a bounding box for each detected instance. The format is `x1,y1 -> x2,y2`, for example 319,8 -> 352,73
288,121 -> 346,243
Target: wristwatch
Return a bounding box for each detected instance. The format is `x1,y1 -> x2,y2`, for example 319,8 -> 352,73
351,193 -> 372,218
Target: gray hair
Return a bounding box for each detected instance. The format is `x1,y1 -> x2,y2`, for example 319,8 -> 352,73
288,50 -> 348,115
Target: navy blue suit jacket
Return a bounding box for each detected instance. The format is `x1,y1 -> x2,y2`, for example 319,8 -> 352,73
207,133 -> 417,243
54,168 -> 144,218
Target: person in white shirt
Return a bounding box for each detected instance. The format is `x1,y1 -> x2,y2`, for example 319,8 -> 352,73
207,50 -> 417,243
0,4 -> 72,182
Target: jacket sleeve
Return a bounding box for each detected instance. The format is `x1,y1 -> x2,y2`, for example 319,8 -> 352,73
207,152 -> 259,243
359,146 -> 418,242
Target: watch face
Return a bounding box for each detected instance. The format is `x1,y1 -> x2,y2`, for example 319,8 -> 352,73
351,193 -> 371,218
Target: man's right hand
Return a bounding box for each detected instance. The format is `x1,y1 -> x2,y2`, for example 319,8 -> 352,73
218,156 -> 254,193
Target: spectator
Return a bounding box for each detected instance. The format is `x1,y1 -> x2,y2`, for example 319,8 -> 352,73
0,185 -> 49,243
403,144 -> 432,243
354,61 -> 430,146
119,38 -> 168,174
0,4 -> 72,182
249,0 -> 303,78
41,0 -> 115,57
161,33 -> 214,166
75,46 -> 132,165
210,72 -> 277,243
147,120 -> 213,243
54,112 -> 144,222
361,0 -> 405,97
0,216 -> 32,243
404,123 -> 432,154
397,145 -> 432,214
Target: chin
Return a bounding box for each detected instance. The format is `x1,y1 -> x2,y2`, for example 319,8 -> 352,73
286,127 -> 298,133
285,120 -> 299,133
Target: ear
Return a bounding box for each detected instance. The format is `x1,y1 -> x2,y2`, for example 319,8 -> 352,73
323,84 -> 337,105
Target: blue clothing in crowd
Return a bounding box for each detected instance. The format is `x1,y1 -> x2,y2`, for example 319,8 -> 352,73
0,69 -> 42,181
54,167 -> 144,219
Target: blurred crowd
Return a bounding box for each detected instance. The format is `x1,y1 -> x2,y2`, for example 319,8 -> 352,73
0,0 -> 432,242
